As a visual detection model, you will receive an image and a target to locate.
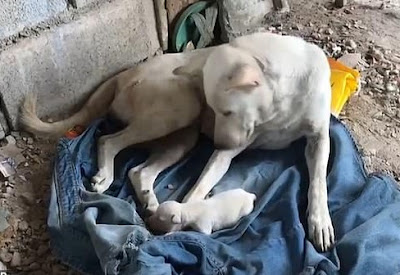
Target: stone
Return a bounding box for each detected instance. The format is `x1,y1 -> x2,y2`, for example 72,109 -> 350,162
335,0 -> 348,8
70,0 -> 98,9
26,137 -> 34,145
5,135 -> 16,145
218,0 -> 274,42
18,220 -> 29,231
338,53 -> 362,68
0,0 -> 160,129
0,0 -> 67,40
386,82 -> 398,93
390,69 -> 399,76
0,250 -> 12,263
0,208 -> 10,233
345,39 -> 357,49
369,148 -> 377,156
0,260 -> 6,271
10,252 -> 21,267
325,28 -> 334,35
5,187 -> 13,195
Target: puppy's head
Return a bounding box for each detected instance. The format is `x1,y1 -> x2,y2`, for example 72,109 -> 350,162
147,201 -> 183,234
234,190 -> 257,217
202,45 -> 274,149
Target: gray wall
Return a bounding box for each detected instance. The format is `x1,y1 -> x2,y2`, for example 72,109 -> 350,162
0,0 -> 161,130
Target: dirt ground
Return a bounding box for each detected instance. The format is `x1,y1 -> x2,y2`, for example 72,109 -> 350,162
0,0 -> 399,274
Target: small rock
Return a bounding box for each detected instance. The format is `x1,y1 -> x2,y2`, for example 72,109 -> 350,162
369,149 -> 377,156
0,260 -> 6,270
338,53 -> 362,68
10,252 -> 21,267
345,39 -> 357,49
335,0 -> 347,8
18,220 -> 29,231
325,28 -> 333,35
0,250 -> 12,263
5,135 -> 16,145
390,69 -> 399,76
311,33 -> 321,40
26,137 -> 34,145
363,156 -> 372,167
8,176 -> 15,184
5,187 -> 14,195
385,82 -> 398,93
369,47 -> 384,61
0,208 -> 9,233
292,24 -> 302,31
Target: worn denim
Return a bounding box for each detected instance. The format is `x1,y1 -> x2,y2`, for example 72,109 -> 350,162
48,117 -> 400,275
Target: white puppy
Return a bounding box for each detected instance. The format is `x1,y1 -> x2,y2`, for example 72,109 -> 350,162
21,32 -> 334,251
147,189 -> 256,235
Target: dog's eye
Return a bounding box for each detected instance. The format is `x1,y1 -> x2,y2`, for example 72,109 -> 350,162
223,111 -> 233,117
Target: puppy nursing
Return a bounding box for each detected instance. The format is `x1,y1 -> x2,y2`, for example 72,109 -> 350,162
20,32 -> 335,251
148,189 -> 256,235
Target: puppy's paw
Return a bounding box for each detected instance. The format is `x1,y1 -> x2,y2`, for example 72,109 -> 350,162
91,171 -> 113,193
308,204 -> 335,252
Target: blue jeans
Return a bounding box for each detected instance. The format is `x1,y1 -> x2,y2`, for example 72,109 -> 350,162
48,117 -> 400,274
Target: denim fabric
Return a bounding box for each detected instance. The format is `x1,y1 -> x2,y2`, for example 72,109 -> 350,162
48,117 -> 400,275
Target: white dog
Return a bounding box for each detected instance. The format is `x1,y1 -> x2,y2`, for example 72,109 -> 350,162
147,189 -> 256,234
21,32 -> 334,251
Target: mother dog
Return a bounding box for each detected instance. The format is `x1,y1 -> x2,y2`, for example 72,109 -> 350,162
21,32 -> 334,251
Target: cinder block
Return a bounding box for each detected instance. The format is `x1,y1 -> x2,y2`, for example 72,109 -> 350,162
0,0 -> 67,40
70,0 -> 99,9
218,0 -> 274,42
0,0 -> 160,129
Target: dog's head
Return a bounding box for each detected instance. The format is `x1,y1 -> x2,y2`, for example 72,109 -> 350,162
147,201 -> 184,234
176,44 -> 274,149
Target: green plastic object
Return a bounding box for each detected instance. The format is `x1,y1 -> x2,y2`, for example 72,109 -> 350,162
172,1 -> 212,53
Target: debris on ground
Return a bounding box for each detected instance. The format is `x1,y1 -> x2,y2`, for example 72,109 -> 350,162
0,0 -> 399,273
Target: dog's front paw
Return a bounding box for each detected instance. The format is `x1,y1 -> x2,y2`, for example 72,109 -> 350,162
308,204 -> 335,252
91,170 -> 113,193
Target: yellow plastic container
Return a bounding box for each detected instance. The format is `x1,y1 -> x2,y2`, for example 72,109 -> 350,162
328,57 -> 360,117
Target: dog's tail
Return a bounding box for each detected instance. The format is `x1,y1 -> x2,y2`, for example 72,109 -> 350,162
20,76 -> 118,136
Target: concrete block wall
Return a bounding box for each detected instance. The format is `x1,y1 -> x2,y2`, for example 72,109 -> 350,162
0,0 -> 68,40
0,0 -> 161,130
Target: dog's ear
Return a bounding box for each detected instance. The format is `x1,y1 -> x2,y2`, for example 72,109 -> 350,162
173,53 -> 208,81
171,214 -> 182,224
226,64 -> 262,91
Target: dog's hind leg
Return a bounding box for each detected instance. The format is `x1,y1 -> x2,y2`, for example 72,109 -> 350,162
128,126 -> 199,214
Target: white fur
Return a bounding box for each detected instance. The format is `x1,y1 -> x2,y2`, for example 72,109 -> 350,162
148,189 -> 256,234
20,32 -> 334,251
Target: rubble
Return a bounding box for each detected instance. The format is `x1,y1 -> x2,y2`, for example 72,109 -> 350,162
0,1 -> 398,274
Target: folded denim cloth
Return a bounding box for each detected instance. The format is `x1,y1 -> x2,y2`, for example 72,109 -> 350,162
48,116 -> 400,275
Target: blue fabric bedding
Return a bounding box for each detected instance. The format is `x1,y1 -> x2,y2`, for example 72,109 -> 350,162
48,117 -> 400,275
